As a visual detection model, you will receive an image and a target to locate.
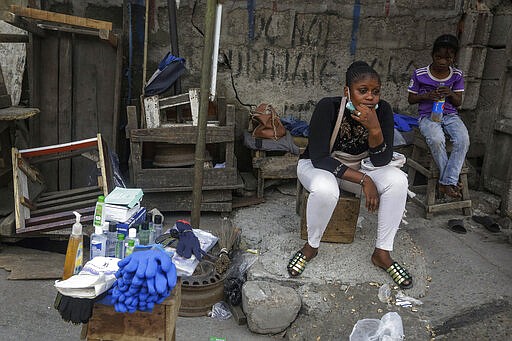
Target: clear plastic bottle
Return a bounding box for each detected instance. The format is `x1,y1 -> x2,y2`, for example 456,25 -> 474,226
93,195 -> 105,228
125,239 -> 136,257
138,222 -> 150,245
62,211 -> 83,280
105,222 -> 118,257
153,215 -> 163,239
90,224 -> 107,259
115,233 -> 125,258
125,227 -> 140,249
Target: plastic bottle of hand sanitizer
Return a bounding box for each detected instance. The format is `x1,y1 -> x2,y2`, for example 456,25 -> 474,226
62,211 -> 83,280
90,224 -> 107,259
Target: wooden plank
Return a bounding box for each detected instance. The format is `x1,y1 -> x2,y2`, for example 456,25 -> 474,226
39,186 -> 101,200
25,207 -> 95,227
35,191 -> 101,209
21,196 -> 37,210
12,149 -> 29,231
112,34 -> 123,150
143,191 -> 232,212
97,134 -> 110,195
125,106 -> 138,138
217,97 -> 226,126
0,106 -> 39,121
158,93 -> 192,108
16,214 -> 94,234
130,126 -> 235,143
134,168 -> 238,188
36,33 -> 60,191
10,5 -> 113,31
27,147 -> 97,164
18,157 -> 44,184
1,12 -> 46,37
140,182 -> 243,192
27,33 -> 41,147
143,95 -> 161,128
129,138 -> 142,186
30,198 -> 97,217
0,33 -> 29,43
71,36 -> 116,188
20,137 -> 98,158
58,32 -> 73,191
428,200 -> 473,213
37,23 -> 118,47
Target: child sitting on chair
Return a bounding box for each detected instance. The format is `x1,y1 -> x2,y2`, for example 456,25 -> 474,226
407,34 -> 470,199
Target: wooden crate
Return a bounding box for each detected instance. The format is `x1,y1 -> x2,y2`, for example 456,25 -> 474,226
299,189 -> 360,244
85,281 -> 181,341
129,98 -> 240,212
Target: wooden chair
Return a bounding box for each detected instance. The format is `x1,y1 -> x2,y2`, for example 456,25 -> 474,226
406,130 -> 472,218
11,134 -> 112,234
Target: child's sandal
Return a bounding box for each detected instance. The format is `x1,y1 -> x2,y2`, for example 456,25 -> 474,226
386,261 -> 413,289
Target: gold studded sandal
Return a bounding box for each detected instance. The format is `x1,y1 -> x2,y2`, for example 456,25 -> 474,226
386,262 -> 413,289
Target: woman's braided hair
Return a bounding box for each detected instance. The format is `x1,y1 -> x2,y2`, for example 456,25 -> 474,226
345,60 -> 380,87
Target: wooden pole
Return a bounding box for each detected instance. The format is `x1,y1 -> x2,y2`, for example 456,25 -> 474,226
142,0 -> 150,91
191,0 -> 217,228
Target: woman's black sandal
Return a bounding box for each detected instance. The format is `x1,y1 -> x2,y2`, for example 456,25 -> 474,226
386,262 -> 413,289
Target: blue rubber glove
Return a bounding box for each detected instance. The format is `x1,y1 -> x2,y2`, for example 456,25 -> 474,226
174,220 -> 203,260
115,302 -> 127,313
145,249 -> 173,278
119,251 -> 149,278
154,267 -> 168,294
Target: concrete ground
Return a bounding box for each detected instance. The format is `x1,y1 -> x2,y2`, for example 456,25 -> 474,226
0,183 -> 511,340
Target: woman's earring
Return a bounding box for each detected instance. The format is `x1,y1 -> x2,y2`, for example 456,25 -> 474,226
375,103 -> 379,110
346,101 -> 355,112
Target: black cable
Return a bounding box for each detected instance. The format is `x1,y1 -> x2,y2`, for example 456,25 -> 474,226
191,0 -> 204,37
221,52 -> 255,108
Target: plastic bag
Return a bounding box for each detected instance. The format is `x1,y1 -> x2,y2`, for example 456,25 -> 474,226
223,250 -> 258,306
378,283 -> 391,303
349,311 -> 404,341
209,301 -> 232,320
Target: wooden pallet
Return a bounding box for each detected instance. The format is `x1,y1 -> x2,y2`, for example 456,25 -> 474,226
11,134 -> 112,234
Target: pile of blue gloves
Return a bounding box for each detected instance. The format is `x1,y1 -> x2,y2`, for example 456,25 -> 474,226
105,246 -> 177,313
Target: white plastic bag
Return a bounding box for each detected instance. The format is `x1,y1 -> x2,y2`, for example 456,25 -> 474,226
349,311 -> 404,341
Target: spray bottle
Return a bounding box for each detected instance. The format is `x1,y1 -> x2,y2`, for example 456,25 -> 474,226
62,211 -> 83,280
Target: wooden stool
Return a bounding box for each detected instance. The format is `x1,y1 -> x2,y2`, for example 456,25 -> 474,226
83,280 -> 181,341
296,181 -> 360,243
406,131 -> 472,218
252,150 -> 298,198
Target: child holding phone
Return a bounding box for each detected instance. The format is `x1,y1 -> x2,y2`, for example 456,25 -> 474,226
407,34 -> 469,199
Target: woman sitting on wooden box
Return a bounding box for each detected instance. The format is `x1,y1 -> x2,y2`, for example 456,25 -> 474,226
287,61 -> 412,289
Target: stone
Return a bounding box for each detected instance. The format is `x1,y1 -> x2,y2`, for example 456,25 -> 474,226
242,280 -> 301,334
